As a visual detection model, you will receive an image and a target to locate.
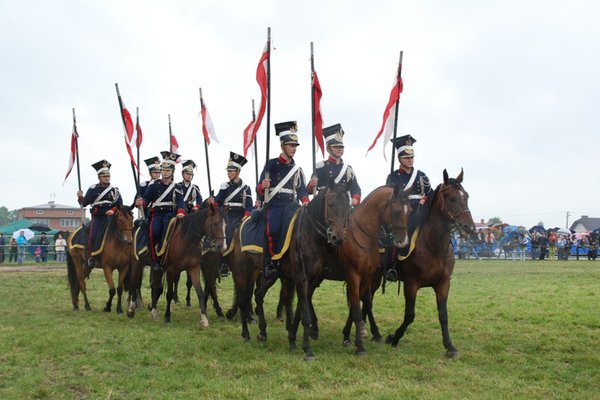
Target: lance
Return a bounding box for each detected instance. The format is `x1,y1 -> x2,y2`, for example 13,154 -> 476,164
389,51 -> 403,175
114,83 -> 140,195
136,107 -> 141,191
263,27 -> 272,203
168,114 -> 173,151
251,99 -> 258,186
72,108 -> 84,224
199,88 -> 213,196
310,42 -> 316,179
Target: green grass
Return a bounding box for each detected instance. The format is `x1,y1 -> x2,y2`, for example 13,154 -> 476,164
0,260 -> 599,399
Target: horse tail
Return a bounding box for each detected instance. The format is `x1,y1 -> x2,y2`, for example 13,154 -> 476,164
66,250 -> 79,299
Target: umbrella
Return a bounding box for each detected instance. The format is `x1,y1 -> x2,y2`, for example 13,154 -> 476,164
529,225 -> 546,235
557,227 -> 571,235
12,228 -> 35,240
29,223 -> 51,232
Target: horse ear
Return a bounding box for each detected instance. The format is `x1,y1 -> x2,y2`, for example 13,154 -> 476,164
457,168 -> 464,183
443,169 -> 449,184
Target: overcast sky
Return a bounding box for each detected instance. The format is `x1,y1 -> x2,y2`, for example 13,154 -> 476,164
1,0 -> 599,229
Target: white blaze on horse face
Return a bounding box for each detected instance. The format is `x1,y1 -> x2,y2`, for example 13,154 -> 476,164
403,204 -> 408,215
221,221 -> 227,251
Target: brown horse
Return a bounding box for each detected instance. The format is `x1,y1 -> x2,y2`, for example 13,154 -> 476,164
290,185 -> 410,356
67,206 -> 134,313
385,169 -> 475,357
153,204 -> 226,325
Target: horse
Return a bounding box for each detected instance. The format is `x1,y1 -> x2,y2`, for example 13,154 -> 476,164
127,204 -> 227,326
384,169 -> 475,358
289,184 -> 410,357
66,206 -> 134,313
229,181 -> 352,349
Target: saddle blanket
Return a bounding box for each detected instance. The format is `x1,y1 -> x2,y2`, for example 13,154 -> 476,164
68,224 -> 109,257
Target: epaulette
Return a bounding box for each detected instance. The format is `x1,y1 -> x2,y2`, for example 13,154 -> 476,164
89,184 -> 96,190
220,182 -> 228,190
315,160 -> 325,168
140,181 -> 148,187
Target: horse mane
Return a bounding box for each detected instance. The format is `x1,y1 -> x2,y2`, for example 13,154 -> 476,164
307,183 -> 349,220
179,206 -> 227,246
107,205 -> 131,236
416,177 -> 464,228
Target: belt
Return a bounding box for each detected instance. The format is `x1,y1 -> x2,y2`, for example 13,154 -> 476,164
153,202 -> 175,207
225,202 -> 243,207
408,194 -> 423,200
278,188 -> 295,195
92,200 -> 112,206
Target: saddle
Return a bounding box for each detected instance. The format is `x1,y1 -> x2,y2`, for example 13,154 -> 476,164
68,222 -> 110,257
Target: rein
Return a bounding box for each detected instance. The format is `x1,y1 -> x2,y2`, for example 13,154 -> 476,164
350,193 -> 405,250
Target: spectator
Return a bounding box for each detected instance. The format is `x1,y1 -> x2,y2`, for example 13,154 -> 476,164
9,238 -> 17,262
548,230 -> 557,260
16,230 -> 28,264
538,233 -> 548,260
38,232 -> 49,263
55,233 -> 67,263
0,233 -> 5,263
34,246 -> 42,262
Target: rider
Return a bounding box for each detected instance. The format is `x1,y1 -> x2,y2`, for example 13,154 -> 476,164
77,160 -> 123,267
384,135 -> 431,281
135,151 -> 186,271
306,123 -> 361,206
257,121 -> 309,278
176,159 -> 203,214
135,156 -> 161,222
210,151 -> 253,276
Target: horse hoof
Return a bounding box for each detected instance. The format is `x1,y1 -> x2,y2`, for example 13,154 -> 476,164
199,313 -> 209,328
226,310 -> 236,320
446,349 -> 460,359
164,318 -> 171,324
242,334 -> 251,342
72,306 -> 79,311
150,309 -> 159,321
147,304 -> 152,311
103,307 -> 111,313
310,331 -> 319,340
289,342 -> 297,352
342,339 -> 352,348
304,353 -> 317,361
127,310 -> 135,319
84,305 -> 91,311
356,349 -> 368,357
385,335 -> 398,347
257,334 -> 267,342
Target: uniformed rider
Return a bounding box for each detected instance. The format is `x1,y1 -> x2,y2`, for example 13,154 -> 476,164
135,156 -> 161,221
384,134 -> 432,281
210,151 -> 253,276
176,159 -> 202,213
306,123 -> 361,205
257,121 -> 309,278
135,151 -> 186,271
77,160 -> 123,267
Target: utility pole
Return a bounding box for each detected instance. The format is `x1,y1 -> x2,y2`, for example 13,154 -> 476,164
566,211 -> 571,229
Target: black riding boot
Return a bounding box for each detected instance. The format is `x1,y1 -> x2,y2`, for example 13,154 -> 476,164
220,263 -> 230,277
151,259 -> 161,272
263,257 -> 280,279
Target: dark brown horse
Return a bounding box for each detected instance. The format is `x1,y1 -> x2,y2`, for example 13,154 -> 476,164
67,206 -> 134,313
385,169 -> 474,357
127,204 -> 226,326
290,185 -> 410,356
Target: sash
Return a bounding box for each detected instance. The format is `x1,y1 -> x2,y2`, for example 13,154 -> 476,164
183,184 -> 194,202
403,170 -> 418,192
224,185 -> 245,205
265,165 -> 300,203
334,163 -> 349,184
153,181 -> 176,206
92,185 -> 114,206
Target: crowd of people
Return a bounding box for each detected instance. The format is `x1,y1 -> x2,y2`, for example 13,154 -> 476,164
0,231 -> 68,264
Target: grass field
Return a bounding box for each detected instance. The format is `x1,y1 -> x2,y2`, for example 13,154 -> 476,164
0,260 -> 599,399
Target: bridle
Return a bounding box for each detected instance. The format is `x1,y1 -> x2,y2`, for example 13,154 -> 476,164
203,208 -> 227,251
304,189 -> 350,244
437,183 -> 472,231
113,210 -> 133,245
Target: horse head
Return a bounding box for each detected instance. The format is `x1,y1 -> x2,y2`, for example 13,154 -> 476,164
387,184 -> 411,248
439,169 -> 475,238
321,180 -> 352,246
115,206 -> 134,244
204,203 -> 227,253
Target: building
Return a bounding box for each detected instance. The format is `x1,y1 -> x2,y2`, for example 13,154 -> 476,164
569,215 -> 600,233
17,201 -> 85,232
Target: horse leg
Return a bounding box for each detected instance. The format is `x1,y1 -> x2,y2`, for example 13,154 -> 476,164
102,266 -> 116,313
363,291 -> 383,342
387,281 -> 418,347
116,265 -> 129,314
254,277 -> 269,341
342,309 -> 353,347
67,251 -> 85,311
186,271 -> 193,308
204,265 -> 223,318
188,266 -> 208,327
238,267 -> 256,341
164,268 -> 176,323
276,281 -> 285,322
294,277 -> 316,360
346,273 -> 367,355
308,279 -> 322,340
150,269 -> 164,321
172,270 -> 180,304
435,278 -> 459,358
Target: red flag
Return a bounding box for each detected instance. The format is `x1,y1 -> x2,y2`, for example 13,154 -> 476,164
312,71 -> 324,156
63,128 -> 78,184
366,71 -> 403,157
170,134 -> 179,154
243,42 -> 269,157
135,117 -> 143,148
200,98 -> 219,145
116,91 -> 140,173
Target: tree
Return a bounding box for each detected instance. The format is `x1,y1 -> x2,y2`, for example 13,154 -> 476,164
0,206 -> 17,226
487,217 -> 502,226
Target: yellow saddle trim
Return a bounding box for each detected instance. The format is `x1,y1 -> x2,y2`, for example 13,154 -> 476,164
397,227 -> 420,261
67,224 -> 108,256
133,227 -> 148,261
156,217 -> 177,257
272,209 -> 300,261
240,216 -> 262,254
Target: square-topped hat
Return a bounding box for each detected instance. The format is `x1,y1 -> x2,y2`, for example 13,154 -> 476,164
92,160 -> 111,176
182,159 -> 196,174
275,121 -> 299,145
390,134 -> 416,158
144,156 -> 161,173
323,123 -> 345,147
160,151 -> 180,170
226,151 -> 248,171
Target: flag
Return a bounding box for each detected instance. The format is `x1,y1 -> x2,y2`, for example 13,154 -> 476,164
135,116 -> 143,148
366,71 -> 403,158
312,70 -> 324,156
200,98 -> 219,145
63,127 -> 78,184
243,41 -> 269,157
115,86 -> 141,173
170,134 -> 179,154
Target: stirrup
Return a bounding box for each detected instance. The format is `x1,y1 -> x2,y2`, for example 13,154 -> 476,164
87,257 -> 96,268
385,268 -> 398,282
151,260 -> 162,272
263,261 -> 279,279
219,263 -> 230,277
